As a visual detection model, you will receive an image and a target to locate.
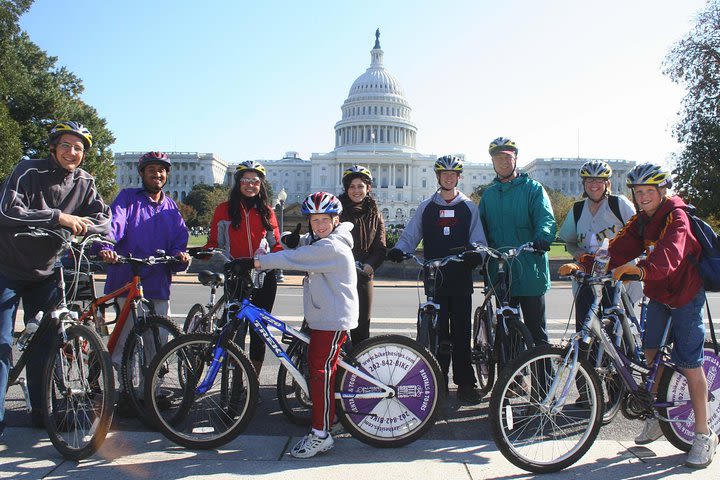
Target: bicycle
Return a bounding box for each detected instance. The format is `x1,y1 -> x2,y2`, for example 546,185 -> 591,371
470,242 -> 539,399
488,269 -> 720,473
143,259 -> 444,449
6,228 -> 114,460
76,251 -> 182,427
183,248 -> 228,334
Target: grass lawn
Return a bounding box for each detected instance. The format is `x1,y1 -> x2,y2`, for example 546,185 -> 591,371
187,234 -> 208,248
549,242 -> 572,260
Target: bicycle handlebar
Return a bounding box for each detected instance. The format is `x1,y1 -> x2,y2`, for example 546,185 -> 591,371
403,252 -> 466,269
566,270 -> 641,284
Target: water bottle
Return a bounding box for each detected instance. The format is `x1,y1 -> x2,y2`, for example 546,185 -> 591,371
17,311 -> 43,351
591,238 -> 611,276
253,238 -> 269,288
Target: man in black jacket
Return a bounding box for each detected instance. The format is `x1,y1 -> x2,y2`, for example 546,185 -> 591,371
0,121 -> 111,436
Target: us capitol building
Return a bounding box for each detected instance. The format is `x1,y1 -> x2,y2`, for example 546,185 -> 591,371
113,31 -> 634,225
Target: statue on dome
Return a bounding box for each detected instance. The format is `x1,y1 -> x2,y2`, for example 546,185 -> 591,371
374,28 -> 381,49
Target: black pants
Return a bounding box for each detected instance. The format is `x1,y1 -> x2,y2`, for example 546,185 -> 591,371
575,283 -> 616,333
510,295 -> 550,346
350,274 -> 373,345
436,294 -> 476,387
229,272 -> 278,362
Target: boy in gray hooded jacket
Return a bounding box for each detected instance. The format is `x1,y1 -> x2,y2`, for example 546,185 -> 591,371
255,192 -> 358,458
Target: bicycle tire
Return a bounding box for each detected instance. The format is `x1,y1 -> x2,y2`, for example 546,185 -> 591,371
473,304 -> 495,399
120,315 -> 182,428
588,326 -> 626,425
42,322 -> 115,460
183,303 -> 207,333
144,333 -> 258,449
497,316 -> 534,370
657,341 -> 720,452
489,345 -> 604,473
276,340 -> 312,425
416,307 -> 437,354
337,334 -> 444,448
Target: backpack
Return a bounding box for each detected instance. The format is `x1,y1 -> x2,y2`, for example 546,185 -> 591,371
684,205 -> 720,292
573,195 -> 624,228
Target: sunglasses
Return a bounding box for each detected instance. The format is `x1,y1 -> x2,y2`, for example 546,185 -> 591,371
239,178 -> 261,186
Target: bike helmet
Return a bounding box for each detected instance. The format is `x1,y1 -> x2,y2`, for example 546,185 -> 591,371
488,137 -> 518,156
342,164 -> 373,188
301,192 -> 343,216
235,160 -> 267,178
49,121 -> 93,149
434,155 -> 464,173
137,151 -> 172,173
626,163 -> 672,188
580,160 -> 612,179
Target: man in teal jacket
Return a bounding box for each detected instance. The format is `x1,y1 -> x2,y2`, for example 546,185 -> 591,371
478,137 -> 557,346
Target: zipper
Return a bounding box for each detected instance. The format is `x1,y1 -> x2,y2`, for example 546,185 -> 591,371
243,204 -> 253,257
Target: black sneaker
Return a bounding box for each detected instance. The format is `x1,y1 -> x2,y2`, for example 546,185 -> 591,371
457,385 -> 481,404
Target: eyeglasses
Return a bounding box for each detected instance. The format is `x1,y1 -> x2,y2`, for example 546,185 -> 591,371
239,178 -> 261,186
58,142 -> 85,154
585,178 -> 606,184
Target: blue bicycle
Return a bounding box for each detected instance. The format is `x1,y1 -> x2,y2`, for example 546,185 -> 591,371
144,260 -> 444,449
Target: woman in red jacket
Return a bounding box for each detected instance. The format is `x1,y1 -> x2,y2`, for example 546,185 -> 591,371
204,161 -> 281,378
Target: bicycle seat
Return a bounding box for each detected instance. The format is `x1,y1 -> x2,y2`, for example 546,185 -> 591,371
197,270 -> 225,287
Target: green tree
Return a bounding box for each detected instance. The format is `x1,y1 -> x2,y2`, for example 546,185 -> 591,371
545,188 -> 575,235
470,183 -> 491,204
184,183 -> 230,226
663,0 -> 720,218
177,202 -> 198,226
0,1 -> 117,198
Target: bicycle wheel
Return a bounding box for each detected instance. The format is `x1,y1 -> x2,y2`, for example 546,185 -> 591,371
658,342 -> 720,452
183,303 -> 207,333
473,304 -> 495,399
276,340 -> 312,425
42,323 -> 115,460
416,307 -> 437,353
588,328 -> 626,425
120,315 -> 182,427
489,345 -> 604,473
497,316 -> 534,368
144,333 -> 258,449
337,334 -> 443,448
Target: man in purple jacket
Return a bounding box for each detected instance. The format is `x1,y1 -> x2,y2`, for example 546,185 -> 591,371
98,152 -> 189,376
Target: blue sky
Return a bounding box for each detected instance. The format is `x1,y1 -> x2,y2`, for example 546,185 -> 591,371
19,0 -> 705,168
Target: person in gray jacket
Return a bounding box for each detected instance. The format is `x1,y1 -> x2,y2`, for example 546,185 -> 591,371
386,155 -> 486,404
254,191 -> 358,458
0,121 -> 111,436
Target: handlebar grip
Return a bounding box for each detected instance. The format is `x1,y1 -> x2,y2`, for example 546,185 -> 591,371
619,273 -> 641,281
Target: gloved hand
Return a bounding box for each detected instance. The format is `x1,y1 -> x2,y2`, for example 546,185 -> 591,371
462,250 -> 484,269
386,248 -> 406,263
612,264 -> 644,282
532,238 -> 551,254
188,246 -> 213,260
225,257 -> 255,275
558,263 -> 583,276
282,223 -> 302,249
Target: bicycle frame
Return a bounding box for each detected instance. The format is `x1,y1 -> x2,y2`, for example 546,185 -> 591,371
196,299 -> 394,401
545,275 -> 697,425
77,274 -> 146,354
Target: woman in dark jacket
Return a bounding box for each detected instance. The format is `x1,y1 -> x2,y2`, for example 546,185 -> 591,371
339,165 -> 386,345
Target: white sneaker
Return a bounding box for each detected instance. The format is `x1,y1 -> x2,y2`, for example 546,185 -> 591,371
685,430 -> 718,469
290,432 -> 334,458
635,418 -> 663,445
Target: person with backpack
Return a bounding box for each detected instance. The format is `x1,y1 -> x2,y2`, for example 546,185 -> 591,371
557,160 -> 636,336
559,163 -> 717,469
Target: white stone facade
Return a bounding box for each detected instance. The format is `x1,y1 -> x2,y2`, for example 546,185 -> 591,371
113,151 -> 228,202
111,32 -> 635,224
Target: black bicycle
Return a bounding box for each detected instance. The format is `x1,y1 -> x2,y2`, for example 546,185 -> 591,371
6,228 -> 115,460
471,242 -> 540,399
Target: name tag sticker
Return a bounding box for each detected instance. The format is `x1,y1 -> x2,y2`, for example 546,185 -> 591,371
440,210 -> 455,218
443,226 -> 450,236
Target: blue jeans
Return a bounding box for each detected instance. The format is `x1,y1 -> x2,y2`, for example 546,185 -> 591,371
0,271 -> 59,425
644,289 -> 706,369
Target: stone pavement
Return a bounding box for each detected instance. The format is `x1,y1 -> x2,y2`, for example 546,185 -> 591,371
0,427 -> 717,480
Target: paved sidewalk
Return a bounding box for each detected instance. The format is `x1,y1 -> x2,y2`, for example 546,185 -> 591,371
0,428 -> 716,479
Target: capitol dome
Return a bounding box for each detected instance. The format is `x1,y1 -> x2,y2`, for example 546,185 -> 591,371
334,30 -> 417,153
